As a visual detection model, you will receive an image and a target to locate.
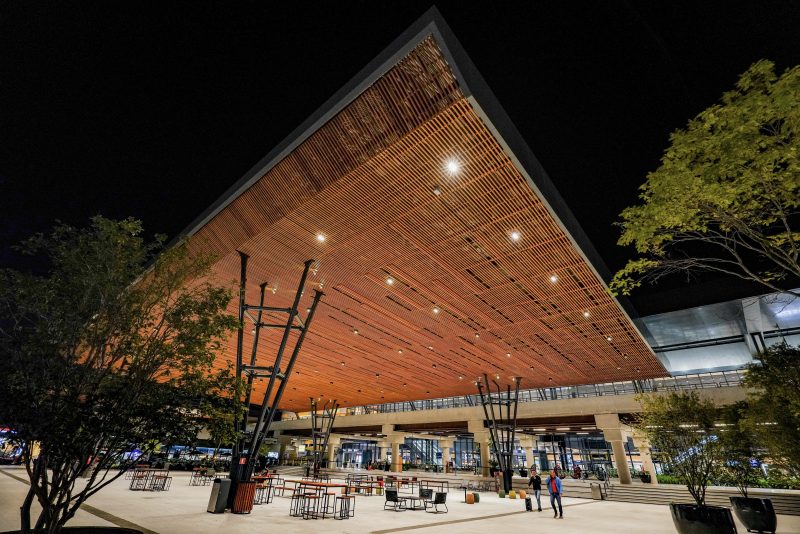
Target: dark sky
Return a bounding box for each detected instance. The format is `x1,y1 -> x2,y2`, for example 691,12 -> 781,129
2,2 -> 799,312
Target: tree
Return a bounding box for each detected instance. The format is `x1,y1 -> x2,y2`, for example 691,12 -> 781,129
201,365 -> 245,464
717,401 -> 762,498
742,342 -> 800,477
611,60 -> 800,297
635,391 -> 724,506
0,217 -> 237,533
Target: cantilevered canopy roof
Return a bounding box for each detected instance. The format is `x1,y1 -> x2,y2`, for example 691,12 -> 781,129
181,8 -> 666,412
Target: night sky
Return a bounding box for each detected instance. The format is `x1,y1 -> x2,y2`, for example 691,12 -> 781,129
3,2 -> 799,313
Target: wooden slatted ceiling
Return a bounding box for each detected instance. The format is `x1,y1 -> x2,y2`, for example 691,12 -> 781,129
188,36 -> 666,413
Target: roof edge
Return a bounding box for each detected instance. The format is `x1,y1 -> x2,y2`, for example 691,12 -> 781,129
172,6 -> 450,246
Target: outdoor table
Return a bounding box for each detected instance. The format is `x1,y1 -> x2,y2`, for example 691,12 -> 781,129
254,476 -> 282,505
405,495 -> 425,510
421,479 -> 448,492
285,480 -> 350,518
189,468 -> 207,486
129,468 -> 168,491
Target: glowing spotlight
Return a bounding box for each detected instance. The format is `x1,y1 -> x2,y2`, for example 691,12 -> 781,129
510,231 -> 521,242
445,159 -> 460,175
316,233 -> 326,243
386,277 -> 395,285
549,274 -> 558,283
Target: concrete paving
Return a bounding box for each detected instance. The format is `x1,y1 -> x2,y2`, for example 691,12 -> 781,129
2,467 -> 799,533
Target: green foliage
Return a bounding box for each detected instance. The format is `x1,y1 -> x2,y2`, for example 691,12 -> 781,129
717,401 -> 762,497
635,391 -> 724,506
201,364 -> 246,462
0,217 -> 236,532
611,60 -> 800,296
742,342 -> 800,477
656,473 -> 685,485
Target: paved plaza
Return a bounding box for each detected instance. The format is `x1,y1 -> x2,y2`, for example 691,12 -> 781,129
2,468 -> 799,533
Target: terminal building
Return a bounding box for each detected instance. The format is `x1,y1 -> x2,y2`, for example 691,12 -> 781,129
177,9 -> 796,486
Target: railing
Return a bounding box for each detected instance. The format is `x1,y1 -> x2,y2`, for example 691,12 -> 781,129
293,369 -> 746,420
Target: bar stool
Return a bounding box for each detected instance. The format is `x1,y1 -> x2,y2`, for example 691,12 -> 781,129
320,492 -> 337,518
335,495 -> 356,519
301,493 -> 321,520
289,488 -> 306,517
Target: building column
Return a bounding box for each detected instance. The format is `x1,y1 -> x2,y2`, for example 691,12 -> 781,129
469,420 -> 491,477
522,436 -> 537,470
383,424 -> 404,473
439,439 -> 453,472
326,436 -> 340,465
595,413 -> 632,485
632,432 -> 658,485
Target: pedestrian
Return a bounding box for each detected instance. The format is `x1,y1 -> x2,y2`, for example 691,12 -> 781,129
546,469 -> 563,519
527,468 -> 542,511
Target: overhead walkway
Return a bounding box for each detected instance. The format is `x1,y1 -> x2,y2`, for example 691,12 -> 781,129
272,382 -> 747,435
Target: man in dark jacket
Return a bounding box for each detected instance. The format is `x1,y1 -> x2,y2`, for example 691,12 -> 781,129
527,468 -> 542,511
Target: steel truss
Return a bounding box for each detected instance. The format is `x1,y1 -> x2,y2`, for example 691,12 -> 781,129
229,252 -> 324,503
306,397 -> 338,476
476,374 -> 521,492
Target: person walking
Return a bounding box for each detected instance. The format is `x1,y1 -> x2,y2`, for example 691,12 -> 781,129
546,469 -> 563,519
527,468 -> 542,511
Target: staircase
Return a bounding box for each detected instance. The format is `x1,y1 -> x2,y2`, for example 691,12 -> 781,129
605,483 -> 800,516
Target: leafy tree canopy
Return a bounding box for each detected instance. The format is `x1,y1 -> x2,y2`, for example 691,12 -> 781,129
0,216 -> 237,532
611,60 -> 800,297
635,391 -> 723,506
742,342 -> 800,477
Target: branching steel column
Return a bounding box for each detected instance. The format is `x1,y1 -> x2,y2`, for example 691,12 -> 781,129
307,398 -> 338,476
476,374 -> 521,492
227,255 -> 324,504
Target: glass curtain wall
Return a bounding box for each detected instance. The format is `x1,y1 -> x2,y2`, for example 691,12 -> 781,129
337,440 -> 379,468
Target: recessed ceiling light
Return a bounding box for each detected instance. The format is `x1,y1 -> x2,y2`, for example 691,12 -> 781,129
428,346 -> 434,350
458,375 -> 464,380
549,274 -> 558,283
583,311 -> 591,318
475,333 -> 480,338
506,352 -> 511,358
397,349 -> 403,354
251,328 -> 256,334
353,329 -> 359,335
432,306 -> 440,314
432,364 -> 437,368
432,185 -> 442,196
606,336 -> 613,342
341,361 -> 346,366
510,231 -> 521,242
386,277 -> 395,285
316,233 -> 326,243
495,373 -> 500,380
445,159 -> 459,175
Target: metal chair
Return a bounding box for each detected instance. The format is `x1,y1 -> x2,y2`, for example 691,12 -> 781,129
425,492 -> 448,513
383,489 -> 407,511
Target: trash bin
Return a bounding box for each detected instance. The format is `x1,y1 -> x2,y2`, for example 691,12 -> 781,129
207,478 -> 231,513
590,482 -> 603,500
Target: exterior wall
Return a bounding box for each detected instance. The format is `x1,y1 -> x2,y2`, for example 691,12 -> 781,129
272,386 -> 747,433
